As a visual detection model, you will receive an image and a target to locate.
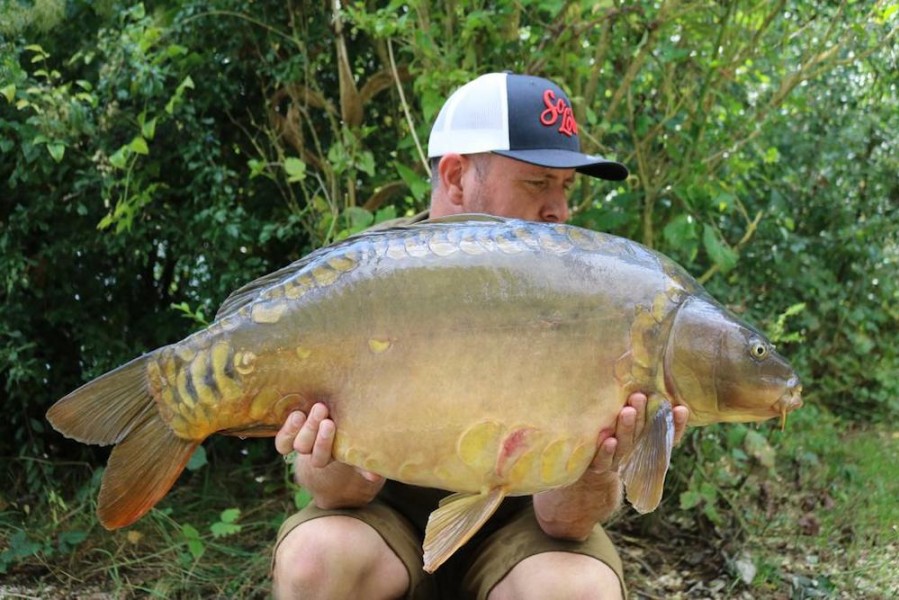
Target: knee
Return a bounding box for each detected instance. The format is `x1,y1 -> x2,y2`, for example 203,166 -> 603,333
272,516 -> 408,600
560,567 -> 623,600
490,552 -> 623,600
272,519 -> 339,596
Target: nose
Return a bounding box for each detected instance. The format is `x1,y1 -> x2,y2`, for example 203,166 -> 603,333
540,189 -> 570,223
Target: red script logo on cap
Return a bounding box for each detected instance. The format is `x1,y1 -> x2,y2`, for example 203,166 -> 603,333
540,90 -> 578,137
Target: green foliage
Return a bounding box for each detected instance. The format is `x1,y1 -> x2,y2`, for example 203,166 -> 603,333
210,508 -> 242,538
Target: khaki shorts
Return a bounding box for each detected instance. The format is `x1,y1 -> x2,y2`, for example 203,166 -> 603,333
272,500 -> 625,599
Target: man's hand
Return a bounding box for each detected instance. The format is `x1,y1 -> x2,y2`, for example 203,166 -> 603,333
588,393 -> 690,476
274,403 -> 384,509
533,394 -> 690,540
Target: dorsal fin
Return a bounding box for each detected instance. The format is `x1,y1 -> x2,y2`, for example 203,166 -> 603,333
214,213 -> 509,320
215,245 -> 332,320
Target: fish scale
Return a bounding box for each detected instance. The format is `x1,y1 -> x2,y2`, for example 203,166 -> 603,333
46,215 -> 802,572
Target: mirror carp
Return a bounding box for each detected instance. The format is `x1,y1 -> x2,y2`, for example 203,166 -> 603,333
47,215 -> 802,572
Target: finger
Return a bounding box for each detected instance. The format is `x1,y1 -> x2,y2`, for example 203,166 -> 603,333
627,393 -> 648,440
309,419 -> 336,468
294,403 -> 329,455
613,405 -> 637,460
589,435 -> 618,474
274,411 -> 306,455
673,405 -> 690,446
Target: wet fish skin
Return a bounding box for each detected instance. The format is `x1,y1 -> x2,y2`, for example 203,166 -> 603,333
46,215 -> 802,572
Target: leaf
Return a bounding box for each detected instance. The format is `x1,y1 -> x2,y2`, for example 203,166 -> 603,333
1,84 -> 15,103
395,161 -> 429,202
374,205 -> 398,224
186,445 -> 207,471
703,503 -> 723,525
663,214 -> 697,248
97,214 -> 114,230
210,521 -> 241,538
142,118 -> 157,141
129,136 -> 149,155
47,143 -> 66,163
181,524 -> 204,559
357,151 -> 376,176
165,44 -> 188,58
248,159 -> 266,179
284,157 -> 307,182
165,76 -> 195,114
877,3 -> 898,23
210,508 -> 242,539
714,192 -> 735,212
702,225 -> 738,272
219,508 -> 240,523
680,489 -> 702,510
341,206 -> 374,235
109,147 -> 129,170
57,530 -> 87,552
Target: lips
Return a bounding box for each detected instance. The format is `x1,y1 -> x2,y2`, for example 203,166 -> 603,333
774,378 -> 803,429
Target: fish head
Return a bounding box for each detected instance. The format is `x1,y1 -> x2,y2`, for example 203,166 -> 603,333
665,297 -> 803,426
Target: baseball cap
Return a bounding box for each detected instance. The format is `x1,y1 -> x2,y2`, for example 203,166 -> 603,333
427,73 -> 628,181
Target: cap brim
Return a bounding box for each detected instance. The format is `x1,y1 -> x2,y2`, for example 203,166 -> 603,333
493,149 -> 629,181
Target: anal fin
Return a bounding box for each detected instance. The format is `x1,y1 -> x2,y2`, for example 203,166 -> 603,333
619,398 -> 675,514
422,488 -> 506,573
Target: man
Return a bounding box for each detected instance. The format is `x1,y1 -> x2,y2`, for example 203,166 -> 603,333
271,73 -> 689,599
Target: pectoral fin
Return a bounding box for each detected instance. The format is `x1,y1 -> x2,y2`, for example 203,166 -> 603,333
619,398 -> 675,514
422,488 -> 506,573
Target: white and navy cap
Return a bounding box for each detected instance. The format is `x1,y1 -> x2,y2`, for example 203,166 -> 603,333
428,72 -> 628,181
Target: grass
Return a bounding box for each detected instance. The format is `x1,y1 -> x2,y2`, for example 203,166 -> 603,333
737,406 -> 899,597
2,439 -> 294,599
616,403 -> 899,599
3,406 -> 898,598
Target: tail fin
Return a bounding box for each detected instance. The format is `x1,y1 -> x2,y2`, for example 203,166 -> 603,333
47,355 -> 154,445
98,408 -> 197,528
47,354 -> 198,529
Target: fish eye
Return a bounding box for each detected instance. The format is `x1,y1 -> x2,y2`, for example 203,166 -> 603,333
750,340 -> 769,360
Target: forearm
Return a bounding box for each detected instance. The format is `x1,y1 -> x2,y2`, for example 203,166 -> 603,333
533,471 -> 624,540
294,456 -> 385,509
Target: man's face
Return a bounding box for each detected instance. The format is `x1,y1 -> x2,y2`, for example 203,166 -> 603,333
461,155 -> 574,223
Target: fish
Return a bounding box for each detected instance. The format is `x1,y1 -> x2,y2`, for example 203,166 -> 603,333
46,215 -> 803,573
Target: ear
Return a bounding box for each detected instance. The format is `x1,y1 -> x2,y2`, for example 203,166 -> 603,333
438,154 -> 466,208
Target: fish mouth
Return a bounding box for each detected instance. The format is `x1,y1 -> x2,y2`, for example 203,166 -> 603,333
774,377 -> 803,429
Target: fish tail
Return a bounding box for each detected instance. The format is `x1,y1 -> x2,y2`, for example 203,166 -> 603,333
46,354 -> 198,529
